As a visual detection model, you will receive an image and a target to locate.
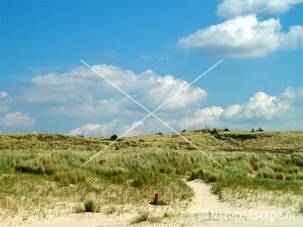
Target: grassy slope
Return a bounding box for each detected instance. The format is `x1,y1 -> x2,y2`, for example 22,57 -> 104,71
0,131 -> 303,218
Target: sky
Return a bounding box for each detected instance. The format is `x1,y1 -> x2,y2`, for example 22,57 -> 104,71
0,0 -> 303,136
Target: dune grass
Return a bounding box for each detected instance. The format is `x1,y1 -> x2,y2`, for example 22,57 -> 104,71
0,131 -> 302,219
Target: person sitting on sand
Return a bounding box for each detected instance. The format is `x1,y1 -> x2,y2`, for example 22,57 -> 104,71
151,193 -> 159,205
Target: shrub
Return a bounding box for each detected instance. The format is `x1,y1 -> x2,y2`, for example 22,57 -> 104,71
155,132 -> 163,136
110,134 -> 118,140
84,200 -> 97,212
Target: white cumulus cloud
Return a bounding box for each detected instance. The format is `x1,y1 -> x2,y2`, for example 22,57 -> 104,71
173,87 -> 303,130
24,64 -> 207,117
218,0 -> 303,17
0,112 -> 35,128
178,15 -> 303,58
222,92 -> 289,120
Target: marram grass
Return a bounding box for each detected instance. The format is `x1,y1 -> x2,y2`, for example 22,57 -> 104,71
0,131 -> 302,218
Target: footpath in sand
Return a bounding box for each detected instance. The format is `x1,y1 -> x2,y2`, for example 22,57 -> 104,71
182,180 -> 302,227
186,179 -> 230,213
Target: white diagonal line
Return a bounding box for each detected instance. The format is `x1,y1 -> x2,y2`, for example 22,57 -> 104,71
147,113 -> 222,166
80,59 -> 223,167
80,122 -> 141,167
150,59 -> 223,117
80,59 -> 222,167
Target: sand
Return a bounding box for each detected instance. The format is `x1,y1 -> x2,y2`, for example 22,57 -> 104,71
186,179 -> 230,213
1,180 -> 302,227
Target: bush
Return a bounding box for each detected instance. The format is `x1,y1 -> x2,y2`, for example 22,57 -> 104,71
84,200 -> 97,212
110,134 -> 118,140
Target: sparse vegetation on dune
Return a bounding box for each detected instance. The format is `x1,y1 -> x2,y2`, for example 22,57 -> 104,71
0,131 -> 303,220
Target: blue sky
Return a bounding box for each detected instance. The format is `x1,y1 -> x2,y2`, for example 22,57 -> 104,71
0,0 -> 302,135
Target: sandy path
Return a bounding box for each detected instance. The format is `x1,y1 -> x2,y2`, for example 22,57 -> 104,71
183,180 -> 303,227
186,179 -> 230,213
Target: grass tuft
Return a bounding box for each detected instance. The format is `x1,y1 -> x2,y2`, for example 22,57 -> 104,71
84,200 -> 98,213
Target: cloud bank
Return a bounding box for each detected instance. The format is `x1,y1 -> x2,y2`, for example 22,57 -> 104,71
174,87 -> 303,131
2,63 -> 302,135
69,86 -> 303,136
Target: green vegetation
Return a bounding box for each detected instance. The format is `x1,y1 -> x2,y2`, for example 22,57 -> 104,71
84,200 -> 98,212
0,131 -> 302,218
